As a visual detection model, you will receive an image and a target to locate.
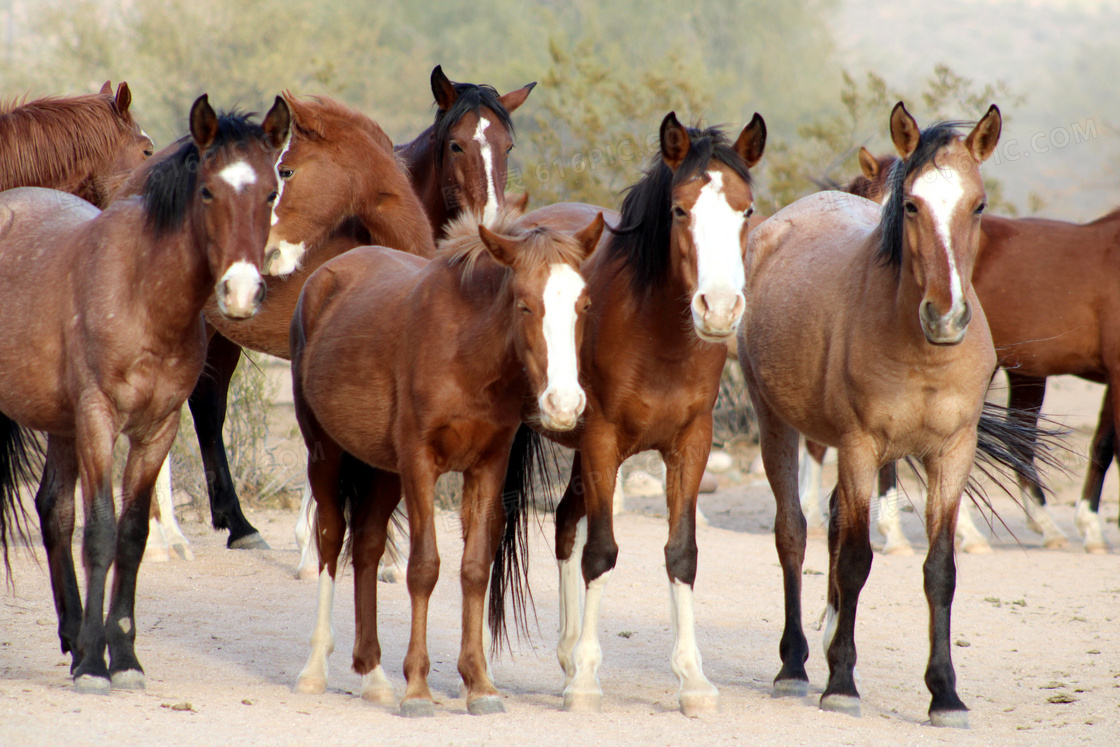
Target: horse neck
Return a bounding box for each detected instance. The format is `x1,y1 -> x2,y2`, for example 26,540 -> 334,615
443,265 -> 526,390
596,251 -> 698,356
351,162 -> 438,258
396,127 -> 448,238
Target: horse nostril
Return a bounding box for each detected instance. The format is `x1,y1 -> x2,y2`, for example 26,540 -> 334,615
254,281 -> 266,307
546,392 -> 560,412
957,301 -> 972,328
921,300 -> 940,326
699,294 -> 711,314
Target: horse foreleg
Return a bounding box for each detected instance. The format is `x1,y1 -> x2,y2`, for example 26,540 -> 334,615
1006,372 -> 1067,548
662,417 -> 720,716
34,436 -> 82,671
752,393 -> 810,696
799,439 -> 827,536
920,436 -> 973,728
399,458 -> 441,718
72,407 -> 119,694
563,434 -> 620,713
1076,386 -> 1113,553
457,457 -> 507,715
106,418 -> 180,690
819,441 -> 875,718
187,332 -> 267,549
873,462 -> 914,555
554,454 -> 587,685
294,436 -> 346,696
349,464 -> 400,705
145,457 -> 193,562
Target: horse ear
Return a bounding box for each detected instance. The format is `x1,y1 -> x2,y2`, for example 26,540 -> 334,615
889,101 -> 920,160
498,82 -> 536,114
660,112 -> 690,171
573,212 -> 606,261
99,81 -> 112,95
858,147 -> 879,179
262,95 -> 292,151
431,65 -> 458,111
189,94 -> 219,151
965,104 -> 1002,163
508,190 -> 530,214
114,83 -> 132,116
734,113 -> 766,169
478,225 -> 519,267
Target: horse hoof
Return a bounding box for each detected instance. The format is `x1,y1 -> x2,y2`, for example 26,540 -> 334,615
297,564 -> 319,582
882,541 -> 914,556
961,539 -> 992,554
361,685 -> 396,705
679,689 -> 719,716
230,532 -> 270,550
1084,543 -> 1110,555
930,709 -> 969,728
378,564 -> 404,584
294,675 -> 327,695
400,698 -> 436,718
772,678 -> 809,698
820,693 -> 861,718
73,674 -> 111,695
110,669 -> 145,690
1042,536 -> 1068,550
562,688 -> 602,713
171,543 -> 195,561
467,695 -> 506,715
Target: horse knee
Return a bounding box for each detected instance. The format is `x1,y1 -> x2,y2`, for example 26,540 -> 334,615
580,537 -> 617,582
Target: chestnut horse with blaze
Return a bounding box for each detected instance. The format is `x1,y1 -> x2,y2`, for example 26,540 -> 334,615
739,104 -> 1053,725
0,95 -> 289,693
289,209 -> 603,717
502,112 -> 766,715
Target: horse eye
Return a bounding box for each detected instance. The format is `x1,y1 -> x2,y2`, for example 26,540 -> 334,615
975,202 -> 987,215
744,207 -> 754,219
200,186 -> 213,201
267,191 -> 279,204
450,142 -> 464,154
518,303 -> 532,315
506,144 -> 514,155
673,206 -> 688,220
904,201 -> 919,215
143,148 -> 154,157
278,167 -> 294,180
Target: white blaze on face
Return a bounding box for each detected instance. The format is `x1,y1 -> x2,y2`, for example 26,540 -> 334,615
910,164 -> 967,315
217,260 -> 263,318
218,161 -> 258,192
538,263 -> 587,430
473,116 -> 499,228
271,132 -> 293,227
141,129 -> 154,152
688,171 -> 748,336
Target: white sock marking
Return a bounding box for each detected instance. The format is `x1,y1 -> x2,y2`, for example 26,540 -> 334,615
218,161 -> 258,192
669,579 -> 716,702
538,264 -> 586,428
296,567 -> 336,691
473,117 -> 498,227
822,603 -> 838,658
688,171 -> 747,335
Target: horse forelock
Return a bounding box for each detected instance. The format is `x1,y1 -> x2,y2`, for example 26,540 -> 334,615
608,125 -> 751,293
0,93 -> 138,194
432,83 -> 515,168
142,111 -> 267,236
878,121 -> 974,269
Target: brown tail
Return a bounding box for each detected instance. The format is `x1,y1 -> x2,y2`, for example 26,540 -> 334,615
0,412 -> 42,580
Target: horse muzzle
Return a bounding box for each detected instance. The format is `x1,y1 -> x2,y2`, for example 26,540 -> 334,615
216,261 -> 266,319
538,388 -> 587,432
263,234 -> 307,277
691,289 -> 746,342
920,299 -> 971,346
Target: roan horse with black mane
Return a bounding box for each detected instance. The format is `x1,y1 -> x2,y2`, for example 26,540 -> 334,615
0,95 -> 289,694
738,103 -> 1058,726
503,112 -> 766,715
0,81 -> 153,207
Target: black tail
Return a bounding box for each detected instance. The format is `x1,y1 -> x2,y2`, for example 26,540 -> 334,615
0,413 -> 43,579
337,451 -> 405,572
973,400 -> 1068,496
489,424 -> 561,652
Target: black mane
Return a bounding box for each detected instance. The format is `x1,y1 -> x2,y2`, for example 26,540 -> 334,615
142,111 -> 265,236
432,83 -> 515,168
607,125 -> 753,293
878,120 -> 973,269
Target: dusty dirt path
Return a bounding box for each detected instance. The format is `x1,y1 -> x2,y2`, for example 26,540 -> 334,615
1,377 -> 1118,745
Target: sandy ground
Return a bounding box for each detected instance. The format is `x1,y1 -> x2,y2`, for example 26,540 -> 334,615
1,376 -> 1119,745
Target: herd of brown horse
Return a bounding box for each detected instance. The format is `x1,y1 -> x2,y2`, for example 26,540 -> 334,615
0,66 -> 1099,728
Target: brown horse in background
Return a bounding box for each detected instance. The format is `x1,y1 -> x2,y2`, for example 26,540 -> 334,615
290,209 -> 603,716
396,65 -> 535,236
0,81 -> 153,207
0,95 -> 289,694
738,103 -> 1053,726
502,113 -> 766,715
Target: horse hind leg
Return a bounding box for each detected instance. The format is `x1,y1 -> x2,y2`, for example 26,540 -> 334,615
554,458 -> 587,688
294,480 -> 320,580
873,462 -> 914,555
1075,386 -> 1113,553
34,436 -> 83,672
954,499 -> 992,554
1007,373 -> 1068,548
145,458 -> 193,562
799,439 -> 827,536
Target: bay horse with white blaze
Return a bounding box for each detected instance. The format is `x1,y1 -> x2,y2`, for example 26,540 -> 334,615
0,81 -> 153,207
503,112 -> 766,715
290,208 -> 603,716
0,95 -> 289,693
737,103 -> 1056,726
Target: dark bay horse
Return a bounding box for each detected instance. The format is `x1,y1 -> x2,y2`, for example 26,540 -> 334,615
504,113 -> 766,715
395,65 -> 535,236
289,208 -> 603,716
0,95 -> 289,693
738,103 -> 1038,726
0,81 -> 153,207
